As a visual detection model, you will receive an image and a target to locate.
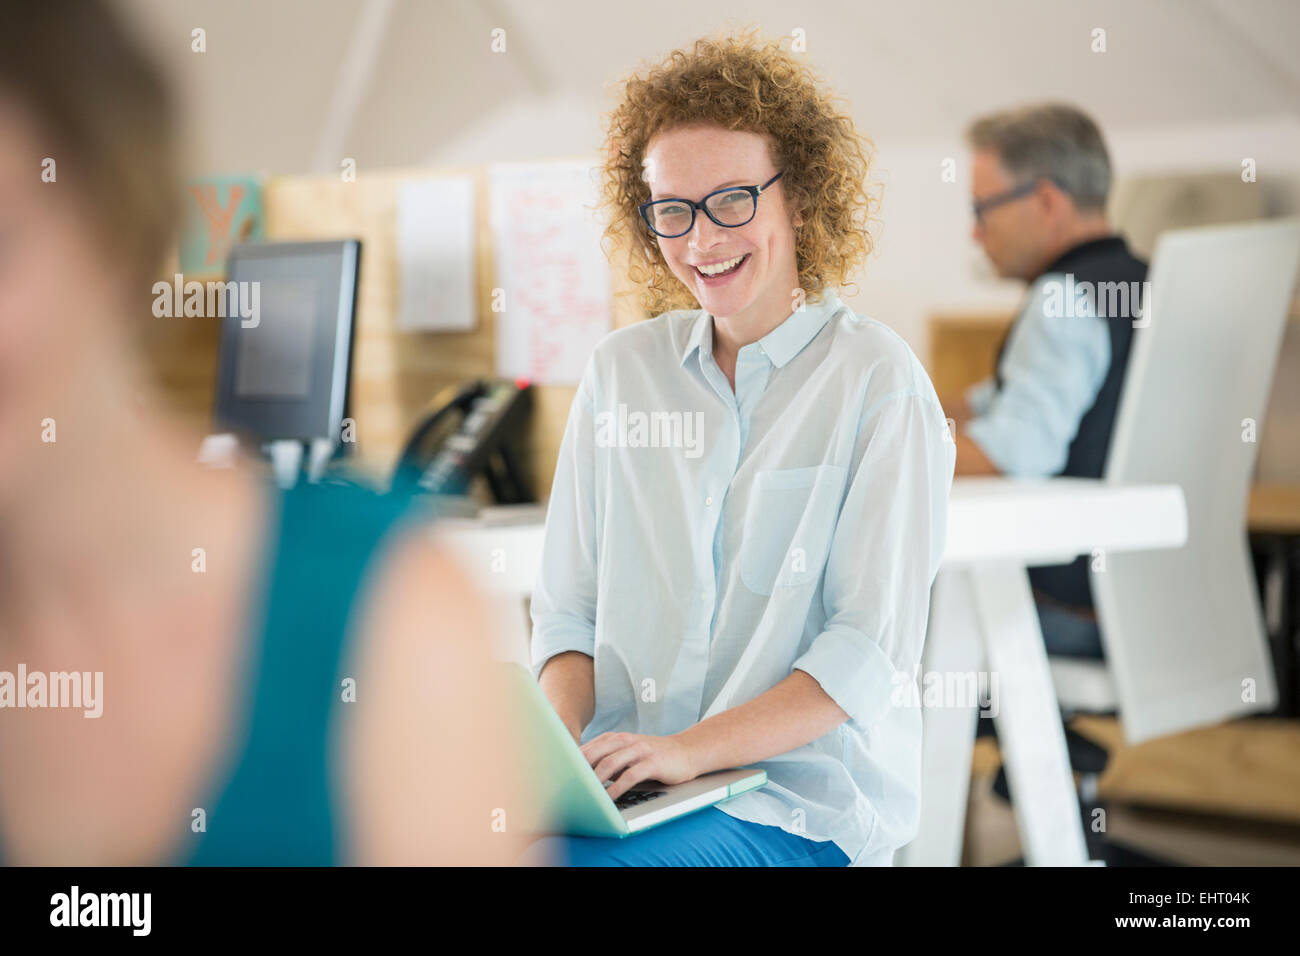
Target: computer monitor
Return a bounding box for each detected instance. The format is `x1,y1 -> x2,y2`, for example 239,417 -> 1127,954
212,239 -> 361,445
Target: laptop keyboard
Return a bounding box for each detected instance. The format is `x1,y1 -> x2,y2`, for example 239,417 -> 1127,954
614,789 -> 667,810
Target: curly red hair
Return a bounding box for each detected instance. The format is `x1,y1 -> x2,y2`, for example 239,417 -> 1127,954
599,27 -> 879,316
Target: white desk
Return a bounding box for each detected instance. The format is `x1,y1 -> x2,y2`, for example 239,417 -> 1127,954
438,476 -> 1188,866
901,477 -> 1187,867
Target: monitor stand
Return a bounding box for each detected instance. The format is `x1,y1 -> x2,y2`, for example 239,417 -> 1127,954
266,440 -> 304,489
198,434 -> 337,489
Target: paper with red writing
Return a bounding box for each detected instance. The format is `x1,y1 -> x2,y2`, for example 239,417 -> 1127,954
489,161 -> 612,385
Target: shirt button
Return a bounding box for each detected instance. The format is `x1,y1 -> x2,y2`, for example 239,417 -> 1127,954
705,496 -> 713,506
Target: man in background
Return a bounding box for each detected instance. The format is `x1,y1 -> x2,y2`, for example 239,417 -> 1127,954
948,103 -> 1148,660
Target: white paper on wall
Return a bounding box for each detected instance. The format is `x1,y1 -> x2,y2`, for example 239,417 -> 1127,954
396,176 -> 477,331
488,161 -> 612,384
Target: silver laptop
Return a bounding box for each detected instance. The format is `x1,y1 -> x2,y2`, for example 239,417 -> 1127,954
506,663 -> 767,837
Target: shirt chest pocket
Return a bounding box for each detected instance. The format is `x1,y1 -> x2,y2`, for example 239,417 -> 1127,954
740,464 -> 849,596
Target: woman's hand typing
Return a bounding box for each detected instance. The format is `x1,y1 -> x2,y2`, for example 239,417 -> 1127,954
581,732 -> 700,802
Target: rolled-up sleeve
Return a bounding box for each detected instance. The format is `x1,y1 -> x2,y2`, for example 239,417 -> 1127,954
792,375 -> 955,729
528,358 -> 599,679
965,275 -> 1110,477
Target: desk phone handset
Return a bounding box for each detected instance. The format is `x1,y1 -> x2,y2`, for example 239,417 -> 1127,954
391,378 -> 534,504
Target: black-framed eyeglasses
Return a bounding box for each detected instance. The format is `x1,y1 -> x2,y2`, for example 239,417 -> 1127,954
972,177 -> 1063,223
639,172 -> 784,238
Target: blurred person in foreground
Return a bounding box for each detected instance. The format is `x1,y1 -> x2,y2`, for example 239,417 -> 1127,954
947,103 -> 1148,660
523,30 -> 954,867
0,0 -> 524,865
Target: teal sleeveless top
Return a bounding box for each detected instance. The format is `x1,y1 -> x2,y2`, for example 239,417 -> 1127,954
0,477 -> 433,866
184,478 -> 433,865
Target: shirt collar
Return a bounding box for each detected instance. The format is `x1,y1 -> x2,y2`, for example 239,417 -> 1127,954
679,288 -> 845,368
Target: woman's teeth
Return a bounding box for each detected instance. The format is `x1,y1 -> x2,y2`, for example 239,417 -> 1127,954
696,254 -> 748,277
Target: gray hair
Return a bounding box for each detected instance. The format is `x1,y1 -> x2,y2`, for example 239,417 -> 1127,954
966,103 -> 1112,212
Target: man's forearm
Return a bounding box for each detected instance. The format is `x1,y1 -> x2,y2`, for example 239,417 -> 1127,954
538,650 -> 595,741
674,670 -> 849,776
942,392 -> 974,428
955,432 -> 1000,475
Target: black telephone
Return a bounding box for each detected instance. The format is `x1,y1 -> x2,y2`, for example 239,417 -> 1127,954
391,379 -> 534,503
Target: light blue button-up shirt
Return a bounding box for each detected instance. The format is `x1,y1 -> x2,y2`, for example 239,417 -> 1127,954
965,274 -> 1110,476
529,288 -> 955,865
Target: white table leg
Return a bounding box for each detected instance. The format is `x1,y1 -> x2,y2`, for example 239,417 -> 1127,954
899,567 -> 984,866
969,561 -> 1089,865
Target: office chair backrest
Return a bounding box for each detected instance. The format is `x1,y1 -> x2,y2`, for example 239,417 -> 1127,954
1093,219 -> 1300,743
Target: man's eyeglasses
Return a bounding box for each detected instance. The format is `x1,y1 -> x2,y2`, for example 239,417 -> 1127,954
639,172 -> 784,239
972,177 -> 1063,223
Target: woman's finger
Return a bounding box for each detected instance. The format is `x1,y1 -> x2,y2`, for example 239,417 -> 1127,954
591,740 -> 649,787
580,731 -> 632,767
603,759 -> 655,803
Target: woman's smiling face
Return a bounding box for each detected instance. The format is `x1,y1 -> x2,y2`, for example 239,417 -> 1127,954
642,125 -> 802,324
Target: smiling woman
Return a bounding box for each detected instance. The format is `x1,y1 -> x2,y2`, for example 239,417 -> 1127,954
526,28 -> 954,867
601,27 -> 878,322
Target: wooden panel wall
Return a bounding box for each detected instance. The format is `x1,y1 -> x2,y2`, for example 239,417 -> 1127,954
927,311 -> 1013,400
137,165 -> 645,499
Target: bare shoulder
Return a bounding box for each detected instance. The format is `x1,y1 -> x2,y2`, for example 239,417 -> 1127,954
367,527 -> 486,642
336,524 -> 528,865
